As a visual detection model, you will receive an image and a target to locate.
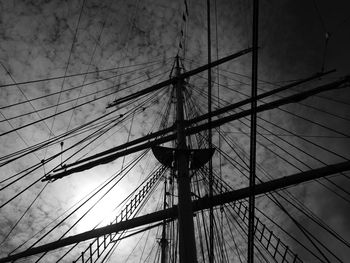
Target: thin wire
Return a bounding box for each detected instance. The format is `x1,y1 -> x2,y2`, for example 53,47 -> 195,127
42,0 -> 87,161
12,165 -> 161,257
217,131 -> 348,260
0,111 -> 42,163
215,122 -> 350,247
108,0 -> 141,104
0,64 -> 172,167
6,87 -> 168,256
193,71 -> 350,135
0,80 -> 166,191
0,107 -> 120,168
190,81 -> 350,162
0,59 -> 166,90
31,151 -> 148,257
0,62 -> 55,136
183,57 -> 350,107
197,83 -> 350,200
221,131 -> 347,139
189,82 -> 350,260
0,67 -> 171,139
0,59 -> 168,111
65,4 -> 110,132
209,169 -> 326,262
0,182 -> 49,248
312,0 -> 327,32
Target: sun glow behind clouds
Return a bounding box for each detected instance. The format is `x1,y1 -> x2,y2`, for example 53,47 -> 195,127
70,168 -> 129,233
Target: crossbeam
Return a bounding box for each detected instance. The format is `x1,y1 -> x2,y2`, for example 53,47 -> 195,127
4,161 -> 350,262
50,70 -> 334,177
107,48 -> 253,108
45,76 -> 349,180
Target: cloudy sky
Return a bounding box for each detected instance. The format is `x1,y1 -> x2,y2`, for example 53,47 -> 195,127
0,0 -> 349,262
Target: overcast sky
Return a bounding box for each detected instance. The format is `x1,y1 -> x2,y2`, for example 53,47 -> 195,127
0,0 -> 349,262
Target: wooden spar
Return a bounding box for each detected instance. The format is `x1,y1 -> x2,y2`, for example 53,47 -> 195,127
4,160 -> 350,263
44,76 -> 349,181
187,69 -> 336,124
48,70 -> 336,176
248,0 -> 259,262
206,1 -> 214,262
173,55 -> 197,262
49,69 -> 336,175
107,48 -> 253,108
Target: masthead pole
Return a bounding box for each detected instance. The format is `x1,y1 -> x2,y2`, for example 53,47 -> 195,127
175,55 -> 198,263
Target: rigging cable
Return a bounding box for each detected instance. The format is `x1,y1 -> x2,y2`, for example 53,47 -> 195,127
216,123 -> 350,246
0,62 -> 172,166
187,75 -> 344,262
0,90 -> 156,207
190,79 -> 350,162
108,0 -> 141,105
10,86 -> 174,258
0,63 -> 172,138
1,74 -> 170,176
0,84 -> 167,193
192,69 -> 350,134
0,62 -> 55,136
0,58 -> 168,111
64,0 -> 114,134
184,56 -> 350,107
191,82 -> 350,229
0,182 -> 49,248
189,84 -> 350,260
43,0 -> 87,158
312,0 -> 329,72
0,59 -> 166,90
29,150 -> 148,260
30,165 -> 165,261
33,150 -> 150,262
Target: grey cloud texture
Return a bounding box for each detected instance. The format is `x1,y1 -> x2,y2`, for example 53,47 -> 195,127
0,0 -> 349,262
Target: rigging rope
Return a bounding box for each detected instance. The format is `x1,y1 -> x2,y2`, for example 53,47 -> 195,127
187,81 -> 350,262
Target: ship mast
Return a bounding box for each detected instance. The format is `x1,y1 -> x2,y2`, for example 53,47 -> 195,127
174,55 -> 198,262
0,50 -> 348,263
1,1 -> 350,262
248,0 -> 259,262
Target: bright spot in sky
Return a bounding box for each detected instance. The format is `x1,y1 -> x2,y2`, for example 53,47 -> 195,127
72,171 -> 128,233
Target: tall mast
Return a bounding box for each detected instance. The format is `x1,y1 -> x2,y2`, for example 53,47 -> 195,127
206,1 -> 214,262
174,55 -> 198,262
248,0 -> 259,262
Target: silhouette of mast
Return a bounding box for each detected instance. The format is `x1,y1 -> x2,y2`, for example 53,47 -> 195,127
248,0 -> 259,262
174,55 -> 197,262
